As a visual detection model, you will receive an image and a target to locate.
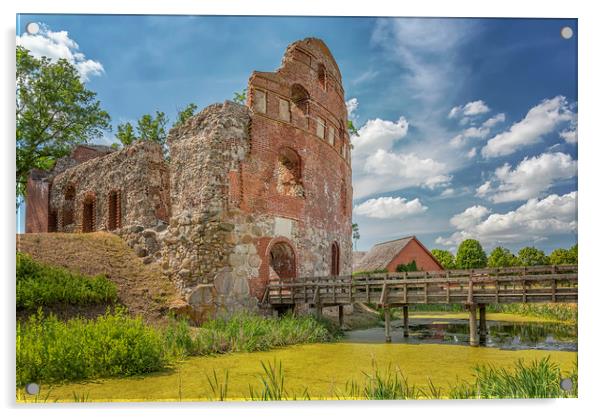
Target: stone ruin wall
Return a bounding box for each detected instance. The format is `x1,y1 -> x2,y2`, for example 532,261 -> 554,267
161,38 -> 353,319
49,141 -> 170,241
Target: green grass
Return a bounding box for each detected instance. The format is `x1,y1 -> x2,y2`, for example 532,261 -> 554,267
17,310 -> 339,387
17,308 -> 166,386
164,312 -> 339,358
16,252 -> 117,309
449,356 -> 578,399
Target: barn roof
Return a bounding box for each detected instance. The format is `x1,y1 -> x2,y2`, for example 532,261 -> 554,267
355,235 -> 443,272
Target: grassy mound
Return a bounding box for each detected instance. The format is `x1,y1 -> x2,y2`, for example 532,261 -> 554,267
17,252 -> 117,310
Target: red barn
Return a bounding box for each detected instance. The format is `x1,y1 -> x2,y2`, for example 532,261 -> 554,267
355,236 -> 443,273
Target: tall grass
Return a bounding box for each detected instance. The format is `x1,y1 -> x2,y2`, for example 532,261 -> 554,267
17,310 -> 338,386
16,252 -> 117,309
164,312 -> 338,357
17,308 -> 166,386
449,357 -> 578,399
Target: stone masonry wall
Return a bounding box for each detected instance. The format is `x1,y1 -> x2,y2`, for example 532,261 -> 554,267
49,141 -> 170,234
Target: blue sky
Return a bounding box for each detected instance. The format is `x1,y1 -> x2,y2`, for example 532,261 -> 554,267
16,15 -> 578,254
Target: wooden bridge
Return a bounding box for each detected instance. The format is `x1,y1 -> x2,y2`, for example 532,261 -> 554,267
263,265 -> 578,346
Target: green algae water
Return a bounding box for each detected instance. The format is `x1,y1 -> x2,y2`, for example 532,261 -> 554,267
38,342 -> 576,402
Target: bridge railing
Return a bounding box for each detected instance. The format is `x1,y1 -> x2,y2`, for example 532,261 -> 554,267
264,265 -> 577,306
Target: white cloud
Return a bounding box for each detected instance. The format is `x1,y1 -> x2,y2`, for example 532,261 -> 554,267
559,128 -> 577,144
481,96 -> 575,158
436,192 -> 577,247
351,113 -> 453,199
482,113 -> 506,129
450,113 -> 506,148
477,152 -> 577,203
354,148 -> 451,198
450,205 -> 491,229
354,196 -> 428,219
448,100 -> 491,119
440,188 -> 455,197
17,23 -> 104,82
352,116 -> 408,157
467,147 -> 477,158
346,98 -> 359,121
475,180 -> 492,198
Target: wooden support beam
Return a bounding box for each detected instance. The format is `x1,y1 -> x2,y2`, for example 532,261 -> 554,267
338,305 -> 344,327
379,282 -> 388,306
468,304 -> 478,347
316,301 -> 322,320
403,305 -> 409,338
479,304 -> 487,344
384,307 -> 392,343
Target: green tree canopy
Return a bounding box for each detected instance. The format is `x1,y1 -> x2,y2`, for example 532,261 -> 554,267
517,246 -> 550,266
173,103 -> 198,128
233,89 -> 247,104
549,244 -> 578,265
16,46 -> 110,201
455,239 -> 487,269
115,122 -> 136,146
487,246 -> 518,268
431,249 -> 455,269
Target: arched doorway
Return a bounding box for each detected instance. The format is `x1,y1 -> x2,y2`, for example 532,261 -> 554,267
269,241 -> 296,316
331,242 -> 340,276
82,195 -> 96,233
269,241 -> 296,281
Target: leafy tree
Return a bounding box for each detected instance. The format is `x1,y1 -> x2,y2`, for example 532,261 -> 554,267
517,246 -> 550,266
395,260 -> 418,272
431,249 -> 455,269
137,111 -> 168,145
114,111 -> 168,151
455,239 -> 487,269
347,120 -> 359,136
173,103 -> 198,128
16,46 -> 110,201
487,246 -> 518,268
233,89 -> 247,104
352,223 -> 360,251
115,122 -> 136,146
550,244 -> 578,265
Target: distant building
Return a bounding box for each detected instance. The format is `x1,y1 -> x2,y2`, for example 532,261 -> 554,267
354,236 -> 443,272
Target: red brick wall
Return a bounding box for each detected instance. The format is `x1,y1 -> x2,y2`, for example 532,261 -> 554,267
243,39 -> 353,295
25,171 -> 49,233
71,146 -> 112,164
385,239 -> 443,272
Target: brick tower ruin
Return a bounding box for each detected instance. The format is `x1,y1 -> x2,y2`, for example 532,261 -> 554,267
24,38 -> 353,319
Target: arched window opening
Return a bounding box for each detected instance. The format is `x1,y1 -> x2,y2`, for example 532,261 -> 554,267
291,84 -> 310,116
62,184 -> 75,227
277,148 -> 304,198
331,242 -> 340,276
48,211 -> 57,232
82,194 -> 96,233
269,242 -> 297,282
108,190 -> 122,231
340,181 -> 347,216
317,64 -> 326,89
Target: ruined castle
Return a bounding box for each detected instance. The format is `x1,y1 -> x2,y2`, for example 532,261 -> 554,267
25,38 -> 353,319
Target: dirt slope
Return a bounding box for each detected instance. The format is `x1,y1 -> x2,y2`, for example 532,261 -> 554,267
17,232 -> 181,323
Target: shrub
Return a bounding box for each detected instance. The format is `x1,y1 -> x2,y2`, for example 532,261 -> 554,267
395,260 -> 418,273
16,252 -> 117,309
16,308 -> 165,386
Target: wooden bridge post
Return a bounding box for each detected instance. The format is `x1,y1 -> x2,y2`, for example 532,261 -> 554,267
402,305 -> 409,337
384,307 -> 392,343
468,304 -> 478,347
479,304 -> 487,344
338,305 -> 344,327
